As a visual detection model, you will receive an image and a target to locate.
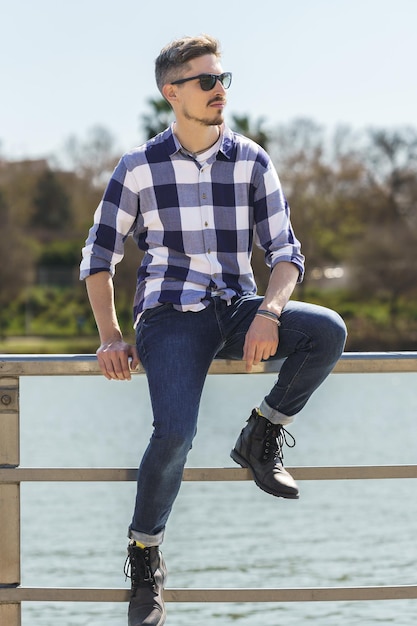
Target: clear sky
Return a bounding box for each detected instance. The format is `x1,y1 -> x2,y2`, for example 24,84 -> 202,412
2,0 -> 417,160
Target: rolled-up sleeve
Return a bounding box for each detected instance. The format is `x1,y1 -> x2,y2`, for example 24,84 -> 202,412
80,156 -> 139,280
253,160 -> 305,282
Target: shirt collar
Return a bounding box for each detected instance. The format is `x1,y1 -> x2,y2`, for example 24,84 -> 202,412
166,123 -> 234,160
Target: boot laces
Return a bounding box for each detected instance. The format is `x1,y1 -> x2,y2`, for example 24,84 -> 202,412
263,421 -> 296,463
124,545 -> 155,591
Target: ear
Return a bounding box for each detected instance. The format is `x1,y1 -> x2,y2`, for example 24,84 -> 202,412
162,83 -> 178,106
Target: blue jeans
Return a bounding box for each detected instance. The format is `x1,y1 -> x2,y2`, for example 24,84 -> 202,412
130,296 -> 347,545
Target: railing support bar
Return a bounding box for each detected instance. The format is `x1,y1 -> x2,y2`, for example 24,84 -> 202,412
0,376 -> 21,626
0,603 -> 21,626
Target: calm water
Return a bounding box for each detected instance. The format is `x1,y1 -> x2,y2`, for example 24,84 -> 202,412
19,370 -> 417,625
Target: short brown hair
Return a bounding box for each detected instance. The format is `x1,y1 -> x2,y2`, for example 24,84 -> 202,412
155,34 -> 221,94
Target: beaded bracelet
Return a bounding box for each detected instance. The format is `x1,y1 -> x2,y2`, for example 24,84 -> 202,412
255,309 -> 281,326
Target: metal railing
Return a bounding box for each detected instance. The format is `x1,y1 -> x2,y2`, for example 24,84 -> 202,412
1,352 -> 417,625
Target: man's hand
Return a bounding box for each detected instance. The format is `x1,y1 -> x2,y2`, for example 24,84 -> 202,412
243,315 -> 279,373
96,340 -> 140,380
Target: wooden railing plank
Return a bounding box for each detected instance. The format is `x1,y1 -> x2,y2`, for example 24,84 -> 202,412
1,585 -> 417,603
1,352 -> 417,377
1,465 -> 417,483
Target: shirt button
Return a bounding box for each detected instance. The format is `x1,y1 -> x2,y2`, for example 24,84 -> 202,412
204,221 -> 208,227
207,248 -> 211,254
202,193 -> 207,199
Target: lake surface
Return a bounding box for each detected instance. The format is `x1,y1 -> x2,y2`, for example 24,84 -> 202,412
19,370 -> 417,625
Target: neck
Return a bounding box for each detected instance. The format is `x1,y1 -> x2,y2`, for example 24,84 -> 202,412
174,122 -> 220,154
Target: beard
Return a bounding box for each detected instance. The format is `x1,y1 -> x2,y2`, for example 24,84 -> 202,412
182,102 -> 225,126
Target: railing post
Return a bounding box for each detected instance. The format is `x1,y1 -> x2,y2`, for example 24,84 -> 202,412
0,376 -> 21,626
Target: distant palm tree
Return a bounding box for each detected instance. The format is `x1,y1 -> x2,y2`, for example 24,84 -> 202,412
140,99 -> 271,150
230,114 -> 270,150
141,97 -> 174,140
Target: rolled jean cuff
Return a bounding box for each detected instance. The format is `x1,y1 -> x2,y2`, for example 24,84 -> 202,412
259,399 -> 295,426
128,527 -> 164,547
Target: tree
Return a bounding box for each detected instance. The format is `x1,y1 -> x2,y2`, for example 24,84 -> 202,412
0,189 -> 35,309
364,126 -> 417,230
64,125 -> 119,188
31,169 -> 72,233
350,222 -> 417,316
348,127 -> 417,311
270,119 -> 367,282
230,114 -> 270,150
141,97 -> 174,140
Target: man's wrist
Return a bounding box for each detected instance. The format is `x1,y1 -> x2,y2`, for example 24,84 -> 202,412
255,309 -> 281,326
100,331 -> 123,347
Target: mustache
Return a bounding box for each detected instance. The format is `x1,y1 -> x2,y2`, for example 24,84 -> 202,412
208,96 -> 226,105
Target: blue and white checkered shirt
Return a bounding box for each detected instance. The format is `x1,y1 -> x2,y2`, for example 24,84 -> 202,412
80,124 -> 305,327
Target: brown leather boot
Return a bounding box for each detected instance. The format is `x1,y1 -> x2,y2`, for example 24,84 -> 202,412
231,408 -> 299,499
125,541 -> 167,626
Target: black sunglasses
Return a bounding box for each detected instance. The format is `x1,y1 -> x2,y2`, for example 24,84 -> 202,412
171,72 -> 232,91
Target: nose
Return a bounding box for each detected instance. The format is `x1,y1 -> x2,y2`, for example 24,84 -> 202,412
214,77 -> 227,94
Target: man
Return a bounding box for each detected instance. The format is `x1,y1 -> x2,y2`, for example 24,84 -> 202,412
80,34 -> 347,626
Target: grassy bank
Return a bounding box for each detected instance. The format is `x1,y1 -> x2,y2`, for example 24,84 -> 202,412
0,336 -> 101,354
1,288 -> 417,355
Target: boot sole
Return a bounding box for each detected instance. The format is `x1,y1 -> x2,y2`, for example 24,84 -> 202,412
230,449 -> 299,499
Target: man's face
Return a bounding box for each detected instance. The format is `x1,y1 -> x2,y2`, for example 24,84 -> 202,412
171,54 -> 228,126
